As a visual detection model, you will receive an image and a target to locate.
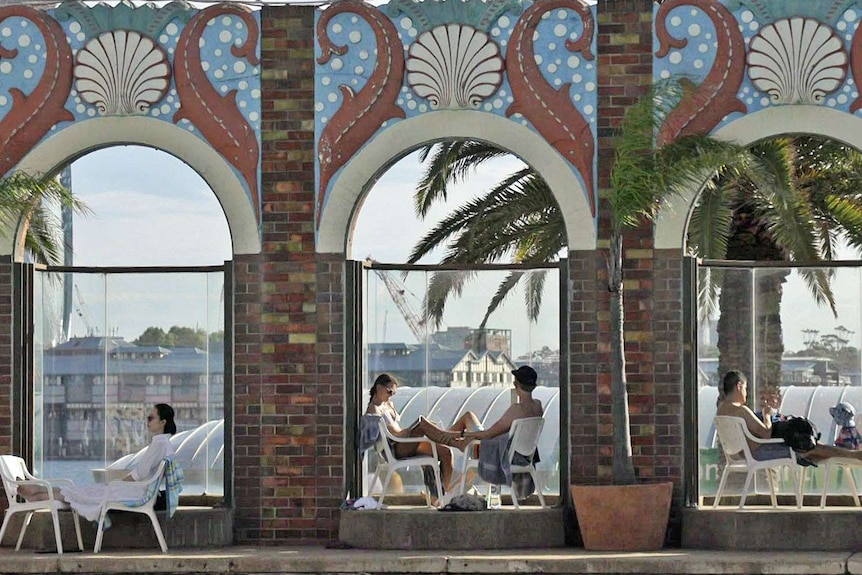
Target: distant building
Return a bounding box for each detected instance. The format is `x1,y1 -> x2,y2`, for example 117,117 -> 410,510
698,356 -> 843,387
41,336 -> 223,459
368,342 -> 516,388
430,326 -> 512,355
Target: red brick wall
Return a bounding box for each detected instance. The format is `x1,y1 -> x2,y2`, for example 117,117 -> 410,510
581,0 -> 682,487
231,5 -> 343,544
0,260 -> 12,458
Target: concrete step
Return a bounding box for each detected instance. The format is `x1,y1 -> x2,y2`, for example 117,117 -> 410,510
684,506 -> 862,550
0,507 -> 231,552
340,505 -> 565,550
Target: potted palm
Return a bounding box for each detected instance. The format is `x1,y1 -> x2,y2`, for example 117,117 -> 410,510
569,80 -> 773,550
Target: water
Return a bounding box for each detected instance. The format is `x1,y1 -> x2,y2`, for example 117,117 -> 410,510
36,459 -> 104,486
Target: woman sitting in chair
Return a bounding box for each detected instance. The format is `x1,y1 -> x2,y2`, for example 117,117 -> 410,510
18,403 -> 178,521
366,373 -> 469,492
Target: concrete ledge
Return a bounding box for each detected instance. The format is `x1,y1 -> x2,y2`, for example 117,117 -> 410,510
0,507 -> 231,551
339,507 -> 565,550
0,547 -> 854,574
683,507 -> 862,551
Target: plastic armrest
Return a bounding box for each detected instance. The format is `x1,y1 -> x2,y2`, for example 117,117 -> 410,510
42,477 -> 75,488
10,478 -> 51,489
739,423 -> 784,444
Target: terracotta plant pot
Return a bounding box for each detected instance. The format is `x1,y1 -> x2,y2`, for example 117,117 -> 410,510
570,482 -> 673,551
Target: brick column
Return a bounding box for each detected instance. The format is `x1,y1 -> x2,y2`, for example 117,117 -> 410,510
593,0 -> 672,483
568,250 -> 601,484
232,4 -> 340,544
0,260 -> 12,457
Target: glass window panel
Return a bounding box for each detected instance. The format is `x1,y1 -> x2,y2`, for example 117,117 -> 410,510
360,264 -> 561,499
33,269 -> 224,498
697,262 -> 862,501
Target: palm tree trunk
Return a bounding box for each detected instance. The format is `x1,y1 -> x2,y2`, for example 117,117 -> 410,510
717,214 -> 786,405
609,233 -> 637,485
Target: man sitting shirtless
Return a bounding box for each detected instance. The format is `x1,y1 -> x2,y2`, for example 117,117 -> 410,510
717,370 -> 862,463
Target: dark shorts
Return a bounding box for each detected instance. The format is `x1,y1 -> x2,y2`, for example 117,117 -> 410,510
751,443 -> 791,461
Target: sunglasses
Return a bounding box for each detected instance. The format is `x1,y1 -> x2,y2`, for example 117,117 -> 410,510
147,415 -> 157,422
385,388 -> 397,396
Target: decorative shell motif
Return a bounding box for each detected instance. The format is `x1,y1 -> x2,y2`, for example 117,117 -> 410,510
406,24 -> 504,110
747,17 -> 847,105
74,30 -> 171,116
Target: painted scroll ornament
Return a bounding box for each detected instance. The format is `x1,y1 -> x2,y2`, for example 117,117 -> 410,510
74,30 -> 171,116
747,17 -> 847,105
406,24 -> 504,109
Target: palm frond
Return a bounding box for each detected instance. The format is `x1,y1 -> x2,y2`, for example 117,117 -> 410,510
423,270 -> 475,327
0,172 -> 88,264
414,141 -> 511,218
479,271 -> 524,329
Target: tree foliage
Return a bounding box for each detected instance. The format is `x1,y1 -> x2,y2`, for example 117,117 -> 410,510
0,172 -> 89,264
133,325 -> 223,348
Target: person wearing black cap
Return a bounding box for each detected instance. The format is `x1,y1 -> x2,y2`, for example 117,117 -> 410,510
439,365 -> 544,445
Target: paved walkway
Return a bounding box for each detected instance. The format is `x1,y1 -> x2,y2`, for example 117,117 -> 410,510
0,546 -> 860,575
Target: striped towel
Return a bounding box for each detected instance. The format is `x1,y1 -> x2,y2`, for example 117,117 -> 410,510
122,457 -> 185,518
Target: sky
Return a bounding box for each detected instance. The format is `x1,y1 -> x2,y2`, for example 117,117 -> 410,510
59,143 -> 862,359
61,145 -> 559,358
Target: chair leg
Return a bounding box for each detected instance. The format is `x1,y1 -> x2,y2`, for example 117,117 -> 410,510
739,472 -> 754,509
820,463 -> 833,509
16,511 -> 33,551
0,511 -> 13,549
766,469 -> 778,508
378,471 -> 392,505
368,471 -> 380,499
147,510 -> 167,553
789,465 -> 802,509
419,468 -> 432,507
511,480 -> 520,509
533,470 -> 546,509
431,465 -> 443,506
72,511 -> 83,551
847,466 -> 861,507
713,469 -> 731,508
94,512 -> 107,553
51,510 -> 63,554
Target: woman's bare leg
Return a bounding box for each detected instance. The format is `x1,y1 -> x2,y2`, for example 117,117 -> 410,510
16,485 -> 63,502
416,441 -> 454,491
449,411 -> 482,433
415,417 -> 464,449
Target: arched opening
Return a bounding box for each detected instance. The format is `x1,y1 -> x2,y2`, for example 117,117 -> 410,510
317,110 -> 594,254
27,145 -> 231,500
667,107 -> 862,508
10,116 -> 260,257
344,130 -> 573,506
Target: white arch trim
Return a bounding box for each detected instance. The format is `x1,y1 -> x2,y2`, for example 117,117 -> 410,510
655,105 -> 862,250
5,116 -> 261,257
316,110 -> 596,254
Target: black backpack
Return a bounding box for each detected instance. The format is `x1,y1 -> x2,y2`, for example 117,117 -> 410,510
771,416 -> 821,452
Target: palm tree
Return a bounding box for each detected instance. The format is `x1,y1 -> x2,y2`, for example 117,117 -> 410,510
410,82 -> 862,483
0,172 -> 87,264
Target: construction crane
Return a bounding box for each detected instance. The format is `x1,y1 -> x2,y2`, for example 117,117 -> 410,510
74,284 -> 98,337
367,259 -> 427,343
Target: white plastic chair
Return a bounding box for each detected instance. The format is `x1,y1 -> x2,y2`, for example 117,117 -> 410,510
819,458 -> 862,508
457,416 -> 547,509
0,455 -> 82,554
94,460 -> 167,553
369,418 -> 443,507
713,416 -> 801,509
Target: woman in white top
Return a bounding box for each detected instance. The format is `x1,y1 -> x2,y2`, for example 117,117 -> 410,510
19,404 -> 177,521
